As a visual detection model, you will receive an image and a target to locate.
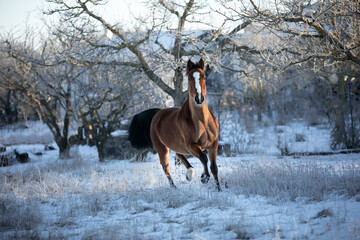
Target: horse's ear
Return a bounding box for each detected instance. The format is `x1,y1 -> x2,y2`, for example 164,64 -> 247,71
198,58 -> 204,70
187,59 -> 194,73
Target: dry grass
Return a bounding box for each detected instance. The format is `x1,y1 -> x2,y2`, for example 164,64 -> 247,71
226,159 -> 360,201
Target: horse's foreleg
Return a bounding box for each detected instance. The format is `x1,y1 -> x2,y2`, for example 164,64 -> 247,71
209,139 -> 221,191
188,144 -> 210,184
176,153 -> 194,181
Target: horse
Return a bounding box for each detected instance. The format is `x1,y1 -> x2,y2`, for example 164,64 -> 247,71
129,58 -> 220,191
128,108 -> 161,149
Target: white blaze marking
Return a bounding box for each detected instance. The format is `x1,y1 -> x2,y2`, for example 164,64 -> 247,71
193,71 -> 202,100
186,168 -> 194,181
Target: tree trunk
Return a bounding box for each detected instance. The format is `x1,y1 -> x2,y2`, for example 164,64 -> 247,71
257,107 -> 262,122
173,91 -> 187,107
56,136 -> 70,159
331,106 -> 348,150
96,140 -> 105,162
171,67 -> 187,107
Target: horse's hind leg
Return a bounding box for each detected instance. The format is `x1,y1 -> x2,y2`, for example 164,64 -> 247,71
159,149 -> 176,188
209,139 -> 221,191
152,136 -> 176,188
176,153 -> 194,181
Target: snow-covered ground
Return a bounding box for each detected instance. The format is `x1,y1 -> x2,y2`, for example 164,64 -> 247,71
1,121 -> 360,239
0,121 -> 54,145
220,114 -> 332,155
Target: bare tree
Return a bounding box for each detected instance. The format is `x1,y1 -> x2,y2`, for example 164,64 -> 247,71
218,0 -> 360,148
1,28 -> 136,159
308,66 -> 360,149
44,0 -> 254,107
219,0 -> 359,69
0,30 -> 82,158
74,64 -> 131,161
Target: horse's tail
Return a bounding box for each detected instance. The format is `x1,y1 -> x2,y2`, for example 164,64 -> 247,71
128,108 -> 161,149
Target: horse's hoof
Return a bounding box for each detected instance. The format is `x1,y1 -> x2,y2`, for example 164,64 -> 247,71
201,173 -> 210,184
186,168 -> 194,181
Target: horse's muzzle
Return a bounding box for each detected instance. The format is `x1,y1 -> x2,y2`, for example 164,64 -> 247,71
195,95 -> 204,105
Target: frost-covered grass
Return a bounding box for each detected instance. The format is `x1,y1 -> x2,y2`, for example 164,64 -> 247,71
226,156 -> 360,201
1,148 -> 360,239
1,120 -> 360,239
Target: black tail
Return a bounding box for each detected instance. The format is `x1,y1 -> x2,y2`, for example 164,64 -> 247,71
128,108 -> 161,149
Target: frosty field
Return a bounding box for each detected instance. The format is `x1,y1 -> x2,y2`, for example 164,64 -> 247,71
1,122 -> 360,239
1,0 -> 359,238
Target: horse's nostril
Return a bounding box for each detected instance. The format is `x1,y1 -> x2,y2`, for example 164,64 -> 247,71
195,95 -> 204,105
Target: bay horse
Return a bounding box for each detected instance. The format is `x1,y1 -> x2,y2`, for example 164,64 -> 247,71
129,59 -> 220,191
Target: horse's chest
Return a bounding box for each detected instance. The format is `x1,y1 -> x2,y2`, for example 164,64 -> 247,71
195,121 -> 218,148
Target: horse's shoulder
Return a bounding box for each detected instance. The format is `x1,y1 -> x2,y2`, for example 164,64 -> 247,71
208,109 -> 219,129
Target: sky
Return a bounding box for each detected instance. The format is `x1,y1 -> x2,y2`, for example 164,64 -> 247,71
0,0 -> 44,32
0,0 -> 227,36
0,0 -> 147,33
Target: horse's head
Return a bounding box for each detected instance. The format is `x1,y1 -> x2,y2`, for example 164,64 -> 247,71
187,58 -> 206,106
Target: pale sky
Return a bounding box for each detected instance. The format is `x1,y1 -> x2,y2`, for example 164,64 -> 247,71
0,0 -> 44,32
0,0 -> 230,37
0,0 -> 147,33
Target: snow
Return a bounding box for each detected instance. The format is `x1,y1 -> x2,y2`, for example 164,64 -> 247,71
220,113 -> 332,155
0,121 -> 54,145
110,129 -> 128,137
1,121 -> 360,239
186,167 -> 194,181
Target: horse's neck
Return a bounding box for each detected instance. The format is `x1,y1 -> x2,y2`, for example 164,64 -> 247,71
183,98 -> 210,125
181,97 -> 218,142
